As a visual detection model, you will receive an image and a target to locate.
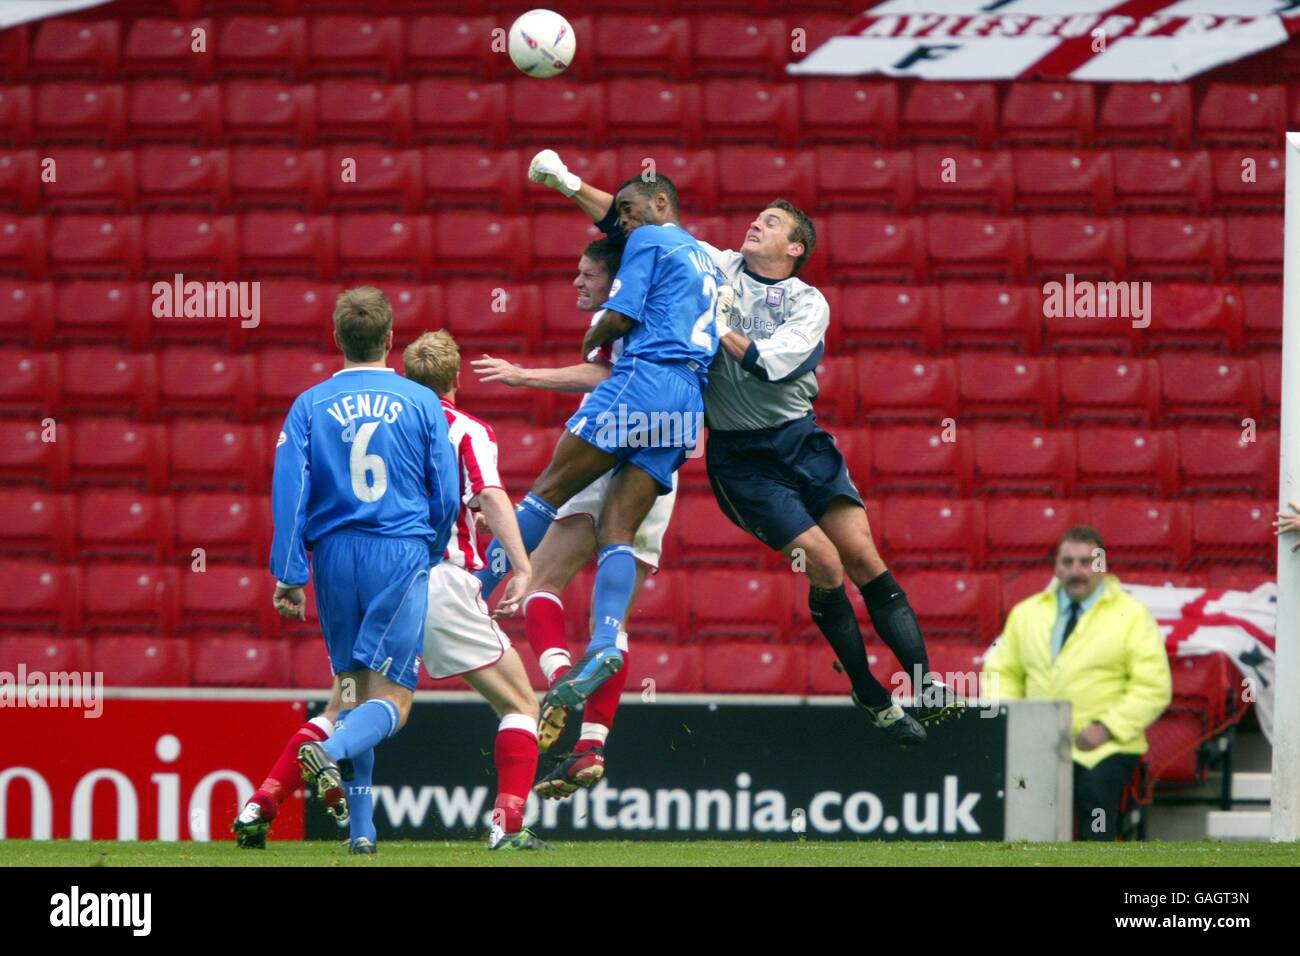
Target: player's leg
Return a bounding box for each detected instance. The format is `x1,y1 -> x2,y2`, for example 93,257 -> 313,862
461,652 -> 550,851
523,515 -> 599,686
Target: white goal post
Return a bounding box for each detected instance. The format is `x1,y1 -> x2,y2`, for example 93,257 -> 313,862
1273,133 -> 1300,842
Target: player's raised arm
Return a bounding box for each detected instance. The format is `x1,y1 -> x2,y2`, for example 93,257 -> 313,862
529,149 -> 614,223
472,353 -> 610,393
269,394 -> 312,606
476,487 -> 531,617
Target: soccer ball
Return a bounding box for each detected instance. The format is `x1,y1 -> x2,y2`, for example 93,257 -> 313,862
507,9 -> 575,79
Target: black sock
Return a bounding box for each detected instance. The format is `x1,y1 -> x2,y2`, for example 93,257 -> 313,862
860,570 -> 930,687
808,584 -> 892,709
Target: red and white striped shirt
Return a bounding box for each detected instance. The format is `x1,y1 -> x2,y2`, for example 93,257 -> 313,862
441,398 -> 504,571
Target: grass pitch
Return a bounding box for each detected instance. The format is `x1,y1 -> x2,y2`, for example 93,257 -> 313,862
1,840 -> 1296,867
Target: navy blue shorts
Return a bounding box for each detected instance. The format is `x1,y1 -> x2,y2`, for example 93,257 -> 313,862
706,414 -> 864,551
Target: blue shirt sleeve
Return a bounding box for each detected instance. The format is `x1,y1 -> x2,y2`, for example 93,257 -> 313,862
602,227 -> 657,323
269,393 -> 312,586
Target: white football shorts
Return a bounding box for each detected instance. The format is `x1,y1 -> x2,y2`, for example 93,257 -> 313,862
422,561 -> 510,680
552,470 -> 677,569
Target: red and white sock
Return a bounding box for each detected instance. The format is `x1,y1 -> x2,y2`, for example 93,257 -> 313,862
250,715 -> 333,820
574,632 -> 628,754
493,713 -> 539,834
524,590 -> 571,683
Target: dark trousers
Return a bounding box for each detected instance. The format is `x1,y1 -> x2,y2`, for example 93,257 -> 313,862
1073,754 -> 1139,841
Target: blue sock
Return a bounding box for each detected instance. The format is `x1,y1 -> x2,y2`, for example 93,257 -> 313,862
475,492 -> 557,599
322,698 -> 399,762
589,544 -> 637,652
347,746 -> 377,845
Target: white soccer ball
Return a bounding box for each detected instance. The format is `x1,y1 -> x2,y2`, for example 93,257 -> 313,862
507,9 -> 575,79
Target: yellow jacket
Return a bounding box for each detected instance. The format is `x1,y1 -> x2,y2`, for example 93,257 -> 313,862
982,575 -> 1172,769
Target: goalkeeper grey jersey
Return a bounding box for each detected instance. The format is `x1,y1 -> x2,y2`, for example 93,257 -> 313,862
698,242 -> 830,432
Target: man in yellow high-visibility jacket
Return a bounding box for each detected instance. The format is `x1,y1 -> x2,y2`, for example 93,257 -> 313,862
983,525 -> 1171,841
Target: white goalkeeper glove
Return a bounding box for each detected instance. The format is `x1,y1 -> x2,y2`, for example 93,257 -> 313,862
528,148 -> 582,197
715,284 -> 738,339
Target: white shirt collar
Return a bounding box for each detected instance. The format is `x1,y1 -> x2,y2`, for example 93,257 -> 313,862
332,366 -> 396,377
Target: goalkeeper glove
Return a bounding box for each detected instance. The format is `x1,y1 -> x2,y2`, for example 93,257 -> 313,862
715,284 -> 738,339
528,148 -> 582,197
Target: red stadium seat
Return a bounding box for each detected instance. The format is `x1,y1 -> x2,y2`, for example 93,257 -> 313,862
904,571 -> 1002,643
175,492 -> 268,562
926,642 -> 988,692
1261,350 -> 1281,425
999,570 -> 1053,615
1121,570 -> 1208,589
222,80 -> 317,144
798,79 -> 898,145
690,570 -> 793,641
838,284 -> 940,352
291,639 -> 333,689
158,346 -> 256,419
337,212 -> 433,279
0,489 -> 73,560
0,280 -> 53,346
1197,84 -> 1285,146
1157,355 -> 1261,424
1227,215 -> 1283,282
69,418 -> 167,490
49,214 -> 143,278
1178,427 -> 1278,497
703,80 -> 799,146
882,497 -> 985,569
1191,499 -> 1272,567
169,420 -> 267,492
239,211 -> 337,277
676,214 -> 728,249
144,212 -> 239,277
508,79 -> 604,147
0,150 -> 40,213
957,354 -> 1057,423
518,146 -> 617,211
1126,215 -> 1226,280
127,80 -> 221,144
94,635 -> 191,687
216,17 -> 307,79
1204,568 -> 1271,591
433,211 -> 528,279
1170,654 -> 1232,726
234,278 -> 335,348
491,422 -> 551,492
230,146 -> 326,210
1027,215 -> 1126,280
0,348 -> 59,415
716,147 -> 816,213
29,19 -> 120,79
939,284 -> 1041,353
622,642 -> 701,693
604,80 -> 702,145
308,16 -> 403,80
1000,83 -> 1095,145
412,79 -> 507,146
703,642 -> 805,695
928,212 -> 1027,280
1059,357 -> 1161,425
35,82 -> 126,144
41,148 -> 135,212
137,146 -> 232,211
984,498 -> 1088,566
1141,283 -> 1243,353
541,277 -> 596,346
0,214 -> 46,278
455,351 -> 552,423
1012,149 -> 1113,213
192,636 -> 291,687
1089,498 -> 1192,569
0,561 -> 79,632
1075,427 -> 1178,497
1099,84 -> 1192,146
856,354 -> 956,423
971,425 -> 1074,496
82,562 -> 177,633
1112,149 -> 1212,213
60,347 -> 158,418
626,569 -> 688,644
815,146 -> 914,212
594,15 -> 690,79
914,147 -> 1013,213
805,642 -> 851,696
54,280 -> 149,348
1240,284 -> 1281,351
75,489 -> 172,561
672,493 -> 765,569
122,18 -> 215,81
424,145 -> 523,211
406,15 -> 498,78
0,635 -> 90,675
902,83 -> 997,146
182,564 -> 279,634
374,281 -> 435,344
317,79 -> 412,145
442,279 -> 542,352
692,16 -> 790,80
866,425 -> 971,496
825,212 -> 925,282
1210,149 -> 1283,211
325,145 -> 421,211
254,348 -> 333,417
0,418 -> 70,488
0,85 -> 33,147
